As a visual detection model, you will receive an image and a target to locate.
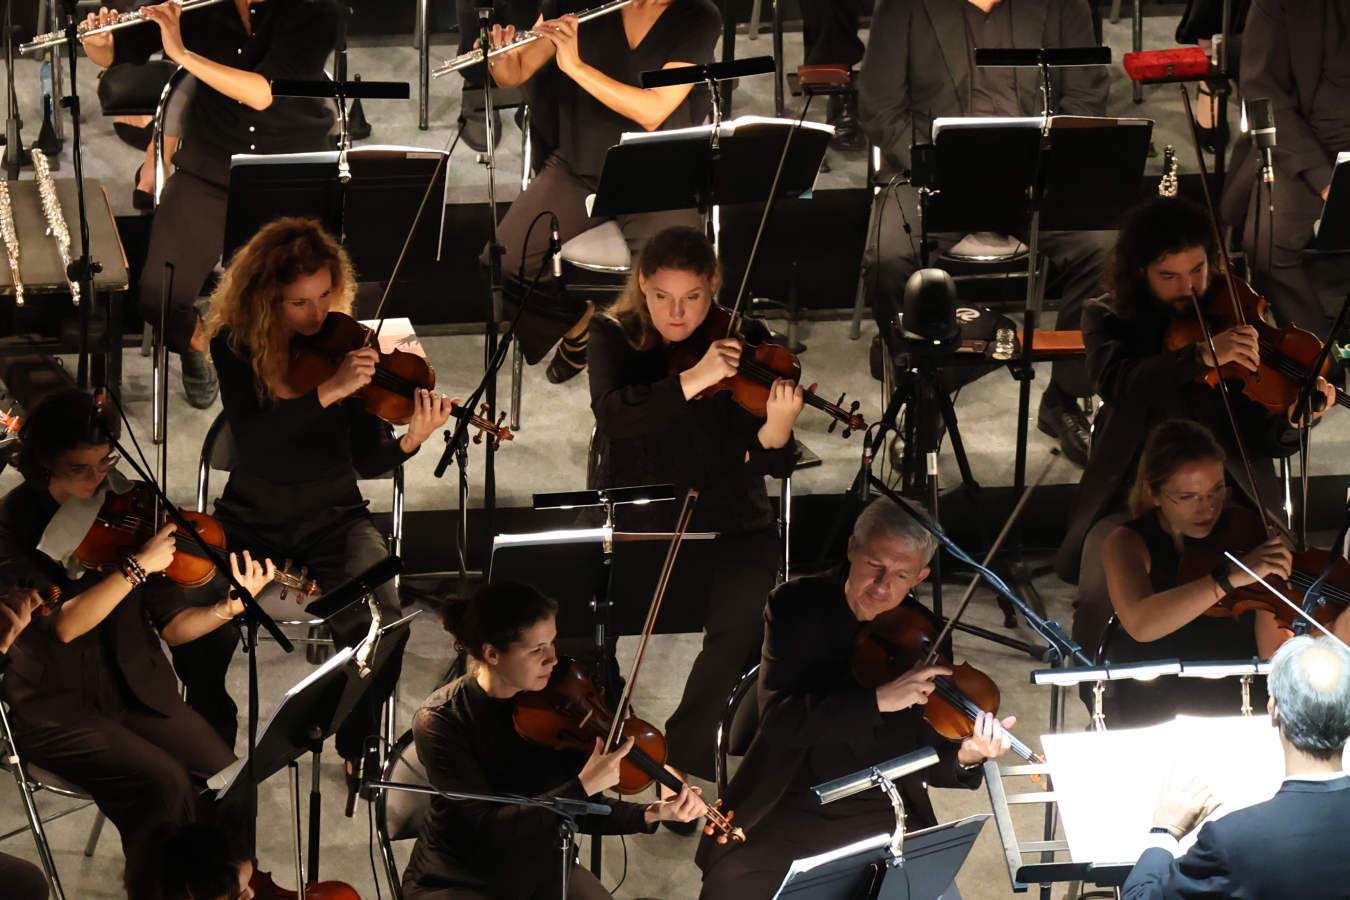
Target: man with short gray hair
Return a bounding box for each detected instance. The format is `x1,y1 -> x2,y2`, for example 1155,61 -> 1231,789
1123,635 -> 1350,899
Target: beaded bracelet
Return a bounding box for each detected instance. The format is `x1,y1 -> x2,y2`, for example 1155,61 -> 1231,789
120,556 -> 146,587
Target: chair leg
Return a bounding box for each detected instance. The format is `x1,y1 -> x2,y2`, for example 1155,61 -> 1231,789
509,341 -> 524,431
83,811 -> 106,858
3,707 -> 66,900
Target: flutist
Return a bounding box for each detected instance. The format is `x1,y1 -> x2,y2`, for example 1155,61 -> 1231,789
80,0 -> 337,410
478,0 -> 720,385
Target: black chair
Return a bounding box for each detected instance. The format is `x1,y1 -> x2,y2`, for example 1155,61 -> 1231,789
375,729 -> 428,900
714,663 -> 761,798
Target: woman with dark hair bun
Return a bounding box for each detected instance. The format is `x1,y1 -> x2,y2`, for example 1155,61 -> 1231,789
588,225 -> 803,791
0,388 -> 273,897
403,582 -> 705,899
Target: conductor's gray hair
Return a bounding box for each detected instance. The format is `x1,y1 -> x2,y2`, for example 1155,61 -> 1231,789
851,497 -> 939,565
1268,635 -> 1350,760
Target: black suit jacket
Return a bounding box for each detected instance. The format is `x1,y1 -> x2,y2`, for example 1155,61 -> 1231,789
858,0 -> 1107,171
1122,776 -> 1350,899
695,566 -> 980,872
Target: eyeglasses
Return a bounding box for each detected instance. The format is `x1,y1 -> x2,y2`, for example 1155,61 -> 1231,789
56,453 -> 120,481
1160,483 -> 1227,509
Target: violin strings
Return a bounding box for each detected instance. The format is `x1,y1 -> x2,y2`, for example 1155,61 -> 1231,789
932,676 -> 1035,761
734,358 -> 844,416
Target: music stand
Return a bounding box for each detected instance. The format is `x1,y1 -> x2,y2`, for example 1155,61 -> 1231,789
773,816 -> 988,899
590,116 -> 832,219
211,613 -> 413,881
1310,152 -> 1350,254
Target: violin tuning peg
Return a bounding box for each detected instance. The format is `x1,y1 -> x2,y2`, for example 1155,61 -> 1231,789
828,419 -> 839,433
849,400 -> 860,413
835,392 -> 846,406
842,428 -> 852,439
808,382 -> 818,393
472,432 -> 484,445
716,835 -> 728,845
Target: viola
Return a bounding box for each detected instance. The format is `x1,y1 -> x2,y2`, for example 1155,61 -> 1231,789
72,482 -> 319,598
1176,506 -> 1346,631
852,604 -> 1044,766
1162,274 -> 1343,417
668,305 -> 867,437
513,657 -> 745,843
249,867 -> 361,900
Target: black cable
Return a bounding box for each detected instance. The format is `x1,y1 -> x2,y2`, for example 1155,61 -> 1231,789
606,832 -> 629,894
367,795 -> 384,900
518,209 -> 559,284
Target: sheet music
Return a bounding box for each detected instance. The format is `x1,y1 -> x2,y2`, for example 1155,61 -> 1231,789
1042,715 -> 1292,863
619,115 -> 835,144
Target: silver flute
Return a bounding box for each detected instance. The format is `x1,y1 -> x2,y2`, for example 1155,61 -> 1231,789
0,180 -> 22,307
20,0 -> 230,55
31,151 -> 81,307
433,0 -> 636,77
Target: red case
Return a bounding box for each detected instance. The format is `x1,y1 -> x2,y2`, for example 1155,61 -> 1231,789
1122,48 -> 1210,81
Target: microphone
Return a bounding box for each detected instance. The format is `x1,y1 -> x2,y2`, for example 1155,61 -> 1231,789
1250,98 -> 1277,185
356,734 -> 383,804
854,430 -> 873,503
550,214 -> 563,279
89,387 -> 108,444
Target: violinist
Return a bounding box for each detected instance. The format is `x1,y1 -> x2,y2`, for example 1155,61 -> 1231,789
589,225 -> 803,790
480,0 -> 720,383
1056,195 -> 1336,584
0,389 -> 273,895
696,498 -> 1013,898
183,217 -> 453,786
1100,419 -> 1350,728
403,582 -> 705,899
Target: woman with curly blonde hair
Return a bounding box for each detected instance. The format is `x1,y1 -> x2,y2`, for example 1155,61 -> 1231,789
176,218 -> 452,791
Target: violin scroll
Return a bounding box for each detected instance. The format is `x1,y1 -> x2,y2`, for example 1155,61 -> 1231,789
704,801 -> 745,844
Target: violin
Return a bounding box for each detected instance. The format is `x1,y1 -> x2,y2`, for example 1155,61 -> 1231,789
668,305 -> 867,437
1176,506 -> 1346,631
287,311 -> 514,447
852,604 -> 1044,766
249,867 -> 360,900
513,656 -> 745,844
73,482 -> 319,598
1162,274 -> 1344,417
0,582 -> 60,617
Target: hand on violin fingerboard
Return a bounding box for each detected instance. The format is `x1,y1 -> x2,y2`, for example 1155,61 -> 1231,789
644,782 -> 706,826
956,711 -> 1016,765
1285,376 -> 1336,428
224,551 -> 277,615
757,378 -> 805,449
399,389 -> 458,453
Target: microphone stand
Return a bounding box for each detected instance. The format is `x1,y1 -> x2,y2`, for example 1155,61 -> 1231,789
472,6 -> 503,537
57,0 -> 100,385
3,0 -> 31,178
1290,289 -> 1350,546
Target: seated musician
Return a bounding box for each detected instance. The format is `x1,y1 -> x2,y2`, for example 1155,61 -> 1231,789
1099,419 -> 1350,728
856,0 -> 1111,467
482,0 -> 721,383
1055,195 -> 1336,584
696,497 -> 1014,898
589,225 -> 803,793
1122,634 -> 1350,900
81,0 -> 339,408
403,582 -> 705,899
184,218 -> 454,790
0,389 -> 272,895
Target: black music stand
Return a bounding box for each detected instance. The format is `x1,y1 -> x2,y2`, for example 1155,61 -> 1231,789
1310,153 -> 1350,254
590,116 -> 832,219
773,816 -> 988,899
211,613 -> 412,882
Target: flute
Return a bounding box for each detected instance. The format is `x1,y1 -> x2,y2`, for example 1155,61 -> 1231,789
20,0 -> 230,55
0,180 -> 22,307
31,151 -> 81,308
432,0 -> 636,77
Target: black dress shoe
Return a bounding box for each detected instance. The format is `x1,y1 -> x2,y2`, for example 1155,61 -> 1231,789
1037,388 -> 1091,467
826,93 -> 866,153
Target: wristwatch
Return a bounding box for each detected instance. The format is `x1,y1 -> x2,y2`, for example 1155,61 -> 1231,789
1210,560 -> 1237,596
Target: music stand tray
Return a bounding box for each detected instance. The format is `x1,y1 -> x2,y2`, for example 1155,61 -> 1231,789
1311,151 -> 1350,253
489,527 -> 718,638
209,613 -> 414,802
773,814 -> 989,899
591,116 -> 832,218
926,116 -> 1153,234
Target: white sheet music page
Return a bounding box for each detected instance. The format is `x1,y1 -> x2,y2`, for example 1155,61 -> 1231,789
1041,715 -> 1286,863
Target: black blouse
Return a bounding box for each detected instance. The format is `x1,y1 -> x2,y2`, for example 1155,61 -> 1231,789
587,314 -> 796,536
209,330 -> 412,537
113,0 -> 338,187
535,0 -> 721,179
1101,509 -> 1266,727
0,481 -> 191,729
404,674 -> 653,898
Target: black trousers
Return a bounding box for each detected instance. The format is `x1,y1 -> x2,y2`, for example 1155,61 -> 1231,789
799,0 -> 865,67
493,153 -> 701,362
664,529 -> 779,780
138,169 -> 228,355
170,515 -> 405,762
403,857 -> 612,900
863,182 -> 1110,398
0,851 -> 49,900
10,698 -> 235,896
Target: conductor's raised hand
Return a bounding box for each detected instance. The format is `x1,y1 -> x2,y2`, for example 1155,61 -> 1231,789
1152,772 -> 1221,839
578,736 -> 634,797
957,711 -> 1015,765
876,663 -> 951,713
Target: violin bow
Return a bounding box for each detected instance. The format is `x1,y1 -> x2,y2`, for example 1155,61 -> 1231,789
1177,83 -> 1278,541
603,489 -> 699,751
